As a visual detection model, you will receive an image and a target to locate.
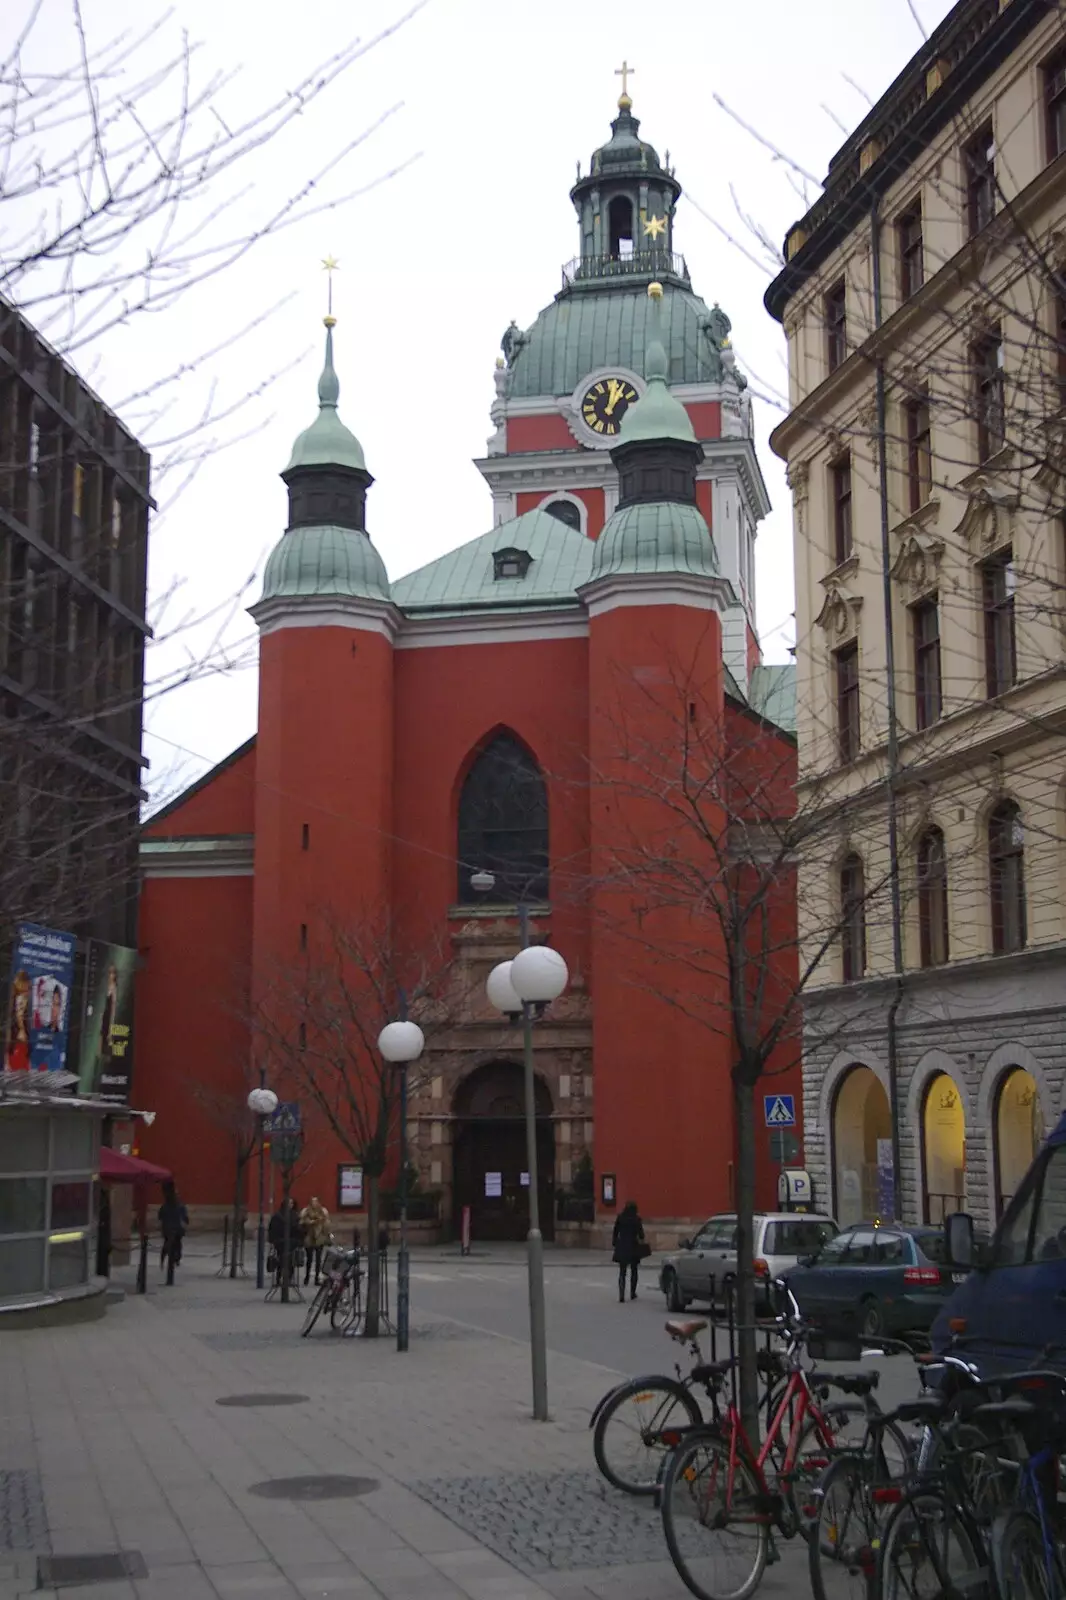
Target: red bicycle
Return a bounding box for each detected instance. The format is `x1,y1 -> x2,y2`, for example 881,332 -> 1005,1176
658,1287 -> 909,1600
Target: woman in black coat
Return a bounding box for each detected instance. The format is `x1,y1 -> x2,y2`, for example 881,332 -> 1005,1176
612,1201 -> 646,1302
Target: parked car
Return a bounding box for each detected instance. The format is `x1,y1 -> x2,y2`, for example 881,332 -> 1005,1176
659,1212 -> 837,1313
786,1222 -> 962,1339
934,1110 -> 1066,1376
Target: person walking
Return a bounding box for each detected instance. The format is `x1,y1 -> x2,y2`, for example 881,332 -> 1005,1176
158,1182 -> 188,1286
299,1196 -> 332,1285
612,1200 -> 646,1303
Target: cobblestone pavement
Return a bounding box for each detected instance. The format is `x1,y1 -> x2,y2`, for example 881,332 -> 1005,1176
0,1241 -> 830,1600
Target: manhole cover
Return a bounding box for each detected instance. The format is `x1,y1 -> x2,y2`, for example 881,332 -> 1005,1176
216,1394 -> 309,1408
37,1551 -> 148,1585
248,1475 -> 379,1501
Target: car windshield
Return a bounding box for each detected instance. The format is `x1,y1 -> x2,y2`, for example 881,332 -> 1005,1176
764,1219 -> 837,1255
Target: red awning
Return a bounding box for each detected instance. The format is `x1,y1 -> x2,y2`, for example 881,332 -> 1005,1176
99,1147 -> 172,1185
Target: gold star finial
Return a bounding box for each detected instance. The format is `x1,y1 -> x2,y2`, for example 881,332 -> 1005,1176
614,59 -> 635,107
322,255 -> 339,324
643,214 -> 667,241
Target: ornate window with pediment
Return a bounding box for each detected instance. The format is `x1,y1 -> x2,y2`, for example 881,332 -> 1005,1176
830,453 -> 853,564
835,642 -> 861,764
981,548 -> 1016,697
839,853 -> 867,981
917,827 -> 949,968
912,596 -> 942,728
989,800 -> 1026,955
904,393 -> 932,511
972,330 -> 1005,460
456,733 -> 548,904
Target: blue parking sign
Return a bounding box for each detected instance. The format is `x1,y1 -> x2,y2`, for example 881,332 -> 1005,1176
763,1094 -> 796,1128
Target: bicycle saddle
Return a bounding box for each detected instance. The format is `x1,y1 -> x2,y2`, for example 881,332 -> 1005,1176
893,1395 -> 949,1423
665,1319 -> 708,1340
970,1397 -> 1039,1421
820,1370 -> 880,1396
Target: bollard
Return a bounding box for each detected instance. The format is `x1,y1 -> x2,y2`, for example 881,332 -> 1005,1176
136,1232 -> 148,1294
222,1215 -> 229,1269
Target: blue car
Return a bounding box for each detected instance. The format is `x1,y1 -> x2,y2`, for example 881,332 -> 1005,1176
786,1221 -> 960,1339
934,1110 -> 1066,1376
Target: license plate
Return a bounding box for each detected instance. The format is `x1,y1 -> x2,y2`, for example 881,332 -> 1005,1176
951,1272 -> 966,1284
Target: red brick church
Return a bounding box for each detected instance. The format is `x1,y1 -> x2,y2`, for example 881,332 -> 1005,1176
134,89 -> 800,1242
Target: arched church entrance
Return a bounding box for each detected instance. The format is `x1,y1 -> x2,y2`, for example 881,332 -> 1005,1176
452,1062 -> 555,1243
832,1066 -> 891,1227
994,1067 -> 1042,1220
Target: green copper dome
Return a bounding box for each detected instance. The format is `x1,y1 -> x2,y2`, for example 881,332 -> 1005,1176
286,324 -> 366,472
260,523 -> 389,603
591,500 -> 718,581
616,285 -> 696,446
505,282 -> 731,400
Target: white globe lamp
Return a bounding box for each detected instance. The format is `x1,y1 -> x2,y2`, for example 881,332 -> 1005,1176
247,1087 -> 279,1116
377,1020 -> 425,1064
486,960 -> 522,1016
510,945 -> 568,1005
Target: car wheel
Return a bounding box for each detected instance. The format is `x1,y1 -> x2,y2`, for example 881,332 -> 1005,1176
860,1298 -> 884,1338
663,1269 -> 688,1313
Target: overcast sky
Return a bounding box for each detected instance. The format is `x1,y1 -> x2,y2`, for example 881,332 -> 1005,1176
5,0 -> 957,801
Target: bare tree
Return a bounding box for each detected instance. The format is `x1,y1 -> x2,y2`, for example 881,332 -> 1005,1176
253,911 -> 457,1338
586,649 -> 925,1428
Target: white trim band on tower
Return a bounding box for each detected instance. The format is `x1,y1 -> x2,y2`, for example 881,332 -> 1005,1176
578,571 -> 736,618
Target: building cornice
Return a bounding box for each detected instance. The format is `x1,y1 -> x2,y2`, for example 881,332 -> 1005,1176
771,154 -> 1066,459
577,570 -> 735,618
140,834 -> 254,878
395,608 -> 588,650
803,937 -> 1066,1010
765,0 -> 1053,324
249,593 -> 402,641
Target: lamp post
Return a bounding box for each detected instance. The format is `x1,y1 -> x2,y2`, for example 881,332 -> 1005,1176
247,1080 -> 278,1289
377,1016 -> 425,1354
479,879 -> 568,1424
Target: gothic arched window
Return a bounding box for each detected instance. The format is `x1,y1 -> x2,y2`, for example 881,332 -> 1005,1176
457,733 -> 548,904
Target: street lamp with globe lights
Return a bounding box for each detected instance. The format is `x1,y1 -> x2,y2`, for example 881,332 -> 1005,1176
247,1081 -> 279,1288
377,1016 -> 425,1354
479,876 -> 568,1423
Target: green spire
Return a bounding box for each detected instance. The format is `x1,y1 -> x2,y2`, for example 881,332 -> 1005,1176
616,283 -> 696,446
285,319 -> 366,473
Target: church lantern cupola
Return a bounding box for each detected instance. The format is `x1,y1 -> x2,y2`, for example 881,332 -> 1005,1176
567,65 -> 686,293
281,312 -> 374,535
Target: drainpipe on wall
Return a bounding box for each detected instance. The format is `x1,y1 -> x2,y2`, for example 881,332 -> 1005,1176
871,198 -> 906,1221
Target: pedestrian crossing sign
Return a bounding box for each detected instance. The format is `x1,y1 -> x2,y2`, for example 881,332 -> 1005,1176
763,1094 -> 796,1128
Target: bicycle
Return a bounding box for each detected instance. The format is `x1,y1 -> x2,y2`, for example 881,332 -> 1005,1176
591,1314 -> 731,1494
301,1245 -> 362,1337
659,1288 -> 912,1600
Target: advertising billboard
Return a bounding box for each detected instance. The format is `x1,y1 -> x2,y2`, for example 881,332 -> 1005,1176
78,942 -> 137,1101
3,922 -> 77,1073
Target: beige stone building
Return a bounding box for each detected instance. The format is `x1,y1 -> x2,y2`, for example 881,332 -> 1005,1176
766,0 -> 1066,1231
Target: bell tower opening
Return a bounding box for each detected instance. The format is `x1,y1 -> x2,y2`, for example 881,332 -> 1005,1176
608,196 -> 635,260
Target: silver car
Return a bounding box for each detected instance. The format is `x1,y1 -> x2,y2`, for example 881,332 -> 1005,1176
659,1211 -> 838,1313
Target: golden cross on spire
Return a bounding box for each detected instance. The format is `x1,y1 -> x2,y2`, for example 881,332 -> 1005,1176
614,59 -> 635,103
322,255 -> 339,325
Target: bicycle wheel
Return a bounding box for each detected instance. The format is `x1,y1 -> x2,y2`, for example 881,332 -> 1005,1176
339,1276 -> 364,1336
808,1453 -> 882,1600
661,1430 -> 768,1600
879,1488 -> 989,1600
329,1279 -> 353,1331
593,1377 -> 704,1496
991,1509 -> 1056,1600
300,1282 -> 329,1337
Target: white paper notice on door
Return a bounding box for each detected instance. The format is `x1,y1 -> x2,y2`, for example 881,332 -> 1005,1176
485,1172 -> 502,1197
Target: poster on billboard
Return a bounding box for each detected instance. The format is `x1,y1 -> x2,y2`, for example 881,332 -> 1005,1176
3,922 -> 76,1074
78,942 -> 137,1101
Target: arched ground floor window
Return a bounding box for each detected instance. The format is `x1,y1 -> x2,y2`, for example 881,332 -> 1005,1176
922,1072 -> 966,1223
994,1067 -> 1043,1220
832,1066 -> 891,1226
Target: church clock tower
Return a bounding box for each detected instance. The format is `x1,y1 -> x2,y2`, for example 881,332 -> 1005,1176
478,77 -> 769,686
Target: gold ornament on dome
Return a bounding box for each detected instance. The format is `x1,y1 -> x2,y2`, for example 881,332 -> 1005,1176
643,214 -> 667,240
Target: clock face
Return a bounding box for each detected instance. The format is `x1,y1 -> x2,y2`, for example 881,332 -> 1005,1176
580,376 -> 639,437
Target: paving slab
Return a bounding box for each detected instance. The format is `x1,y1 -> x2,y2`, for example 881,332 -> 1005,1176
0,1248 -> 825,1600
